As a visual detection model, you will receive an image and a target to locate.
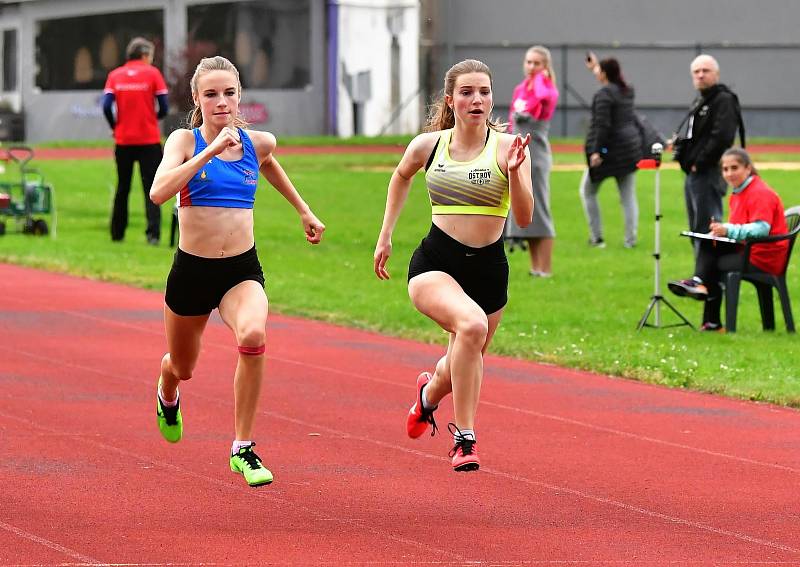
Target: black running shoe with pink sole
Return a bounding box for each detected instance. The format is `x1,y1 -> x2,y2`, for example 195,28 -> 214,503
668,278 -> 708,300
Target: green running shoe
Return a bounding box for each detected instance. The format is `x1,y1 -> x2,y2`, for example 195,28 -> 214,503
156,390 -> 182,443
230,443 -> 273,487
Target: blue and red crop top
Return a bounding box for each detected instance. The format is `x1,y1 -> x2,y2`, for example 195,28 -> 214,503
178,128 -> 260,208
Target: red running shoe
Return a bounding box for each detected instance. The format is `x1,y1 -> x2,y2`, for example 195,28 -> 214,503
448,423 -> 479,472
406,372 -> 439,439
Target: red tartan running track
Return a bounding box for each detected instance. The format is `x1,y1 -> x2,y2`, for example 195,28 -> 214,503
24,143 -> 800,161
1,263 -> 800,566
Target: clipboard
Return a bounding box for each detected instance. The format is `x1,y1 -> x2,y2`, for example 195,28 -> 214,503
680,230 -> 738,244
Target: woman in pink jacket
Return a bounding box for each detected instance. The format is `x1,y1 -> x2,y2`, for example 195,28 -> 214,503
506,45 -> 559,277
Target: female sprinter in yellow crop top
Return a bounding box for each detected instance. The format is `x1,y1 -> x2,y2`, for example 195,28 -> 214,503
373,59 -> 532,472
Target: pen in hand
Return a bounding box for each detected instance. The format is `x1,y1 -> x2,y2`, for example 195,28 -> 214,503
710,216 -> 716,246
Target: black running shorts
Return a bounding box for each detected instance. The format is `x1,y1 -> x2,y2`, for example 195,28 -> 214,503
165,246 -> 265,316
407,223 -> 508,315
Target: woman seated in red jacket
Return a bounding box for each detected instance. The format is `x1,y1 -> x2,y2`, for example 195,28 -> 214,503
668,148 -> 789,331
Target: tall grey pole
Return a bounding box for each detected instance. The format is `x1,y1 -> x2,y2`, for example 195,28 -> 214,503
653,147 -> 662,326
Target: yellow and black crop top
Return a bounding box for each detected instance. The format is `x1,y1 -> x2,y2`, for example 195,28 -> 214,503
424,128 -> 509,217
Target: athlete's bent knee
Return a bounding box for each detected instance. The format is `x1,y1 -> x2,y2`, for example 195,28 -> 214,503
237,326 -> 266,356
456,317 -> 489,346
163,353 -> 193,381
238,344 -> 266,356
170,364 -> 193,381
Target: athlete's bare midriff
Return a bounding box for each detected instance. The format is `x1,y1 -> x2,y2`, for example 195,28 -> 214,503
177,206 -> 255,257
432,214 -> 505,247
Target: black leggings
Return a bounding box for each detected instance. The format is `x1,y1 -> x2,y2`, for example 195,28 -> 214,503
408,223 -> 509,315
695,240 -> 764,325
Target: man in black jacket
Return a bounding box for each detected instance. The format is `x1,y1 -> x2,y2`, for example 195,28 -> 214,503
673,54 -> 742,256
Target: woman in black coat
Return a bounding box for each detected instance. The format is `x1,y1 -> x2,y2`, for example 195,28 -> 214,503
580,55 -> 641,248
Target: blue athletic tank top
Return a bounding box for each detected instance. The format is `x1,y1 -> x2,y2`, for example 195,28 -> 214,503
178,128 -> 259,208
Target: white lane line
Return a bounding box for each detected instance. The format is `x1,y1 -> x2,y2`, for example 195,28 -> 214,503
480,399 -> 800,474
0,519 -> 103,565
9,562 -> 800,567
2,306 -> 800,555
261,355 -> 800,474
3,306 -> 798,477
1,378 -> 798,557
11,561 -> 800,567
0,418 -> 461,564
7,331 -> 798,477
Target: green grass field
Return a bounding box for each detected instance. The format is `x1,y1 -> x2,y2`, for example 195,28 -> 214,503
1,151 -> 799,406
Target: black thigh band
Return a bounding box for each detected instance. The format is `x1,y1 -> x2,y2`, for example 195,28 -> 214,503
165,246 -> 265,316
407,223 -> 509,315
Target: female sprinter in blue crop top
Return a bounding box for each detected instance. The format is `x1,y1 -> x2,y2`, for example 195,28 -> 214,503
374,59 -> 532,472
149,56 -> 325,487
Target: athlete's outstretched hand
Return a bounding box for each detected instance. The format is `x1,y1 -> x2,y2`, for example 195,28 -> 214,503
301,210 -> 326,244
373,238 -> 392,280
507,133 -> 531,172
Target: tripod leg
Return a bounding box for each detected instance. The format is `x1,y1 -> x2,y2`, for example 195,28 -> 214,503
659,295 -> 695,329
638,295 -> 695,330
637,297 -> 659,330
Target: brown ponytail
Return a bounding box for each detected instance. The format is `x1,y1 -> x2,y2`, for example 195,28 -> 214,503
425,97 -> 456,132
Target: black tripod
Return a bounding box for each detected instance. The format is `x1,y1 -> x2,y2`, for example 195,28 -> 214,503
637,143 -> 694,330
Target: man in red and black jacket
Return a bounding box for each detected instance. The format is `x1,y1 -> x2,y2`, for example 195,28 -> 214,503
103,37 -> 168,245
673,54 -> 743,258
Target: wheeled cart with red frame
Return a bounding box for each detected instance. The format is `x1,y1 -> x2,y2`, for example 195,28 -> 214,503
0,145 -> 56,237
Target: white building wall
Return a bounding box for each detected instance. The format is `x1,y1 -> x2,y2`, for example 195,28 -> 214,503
336,0 -> 419,137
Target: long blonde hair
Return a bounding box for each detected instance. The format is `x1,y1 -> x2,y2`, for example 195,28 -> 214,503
425,59 -> 506,133
526,45 -> 556,87
188,56 -> 249,129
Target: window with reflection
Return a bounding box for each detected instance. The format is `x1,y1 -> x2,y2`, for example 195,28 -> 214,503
35,10 -> 163,90
186,0 -> 310,90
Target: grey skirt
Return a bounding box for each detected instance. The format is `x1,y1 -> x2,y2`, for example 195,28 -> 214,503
505,118 -> 555,239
